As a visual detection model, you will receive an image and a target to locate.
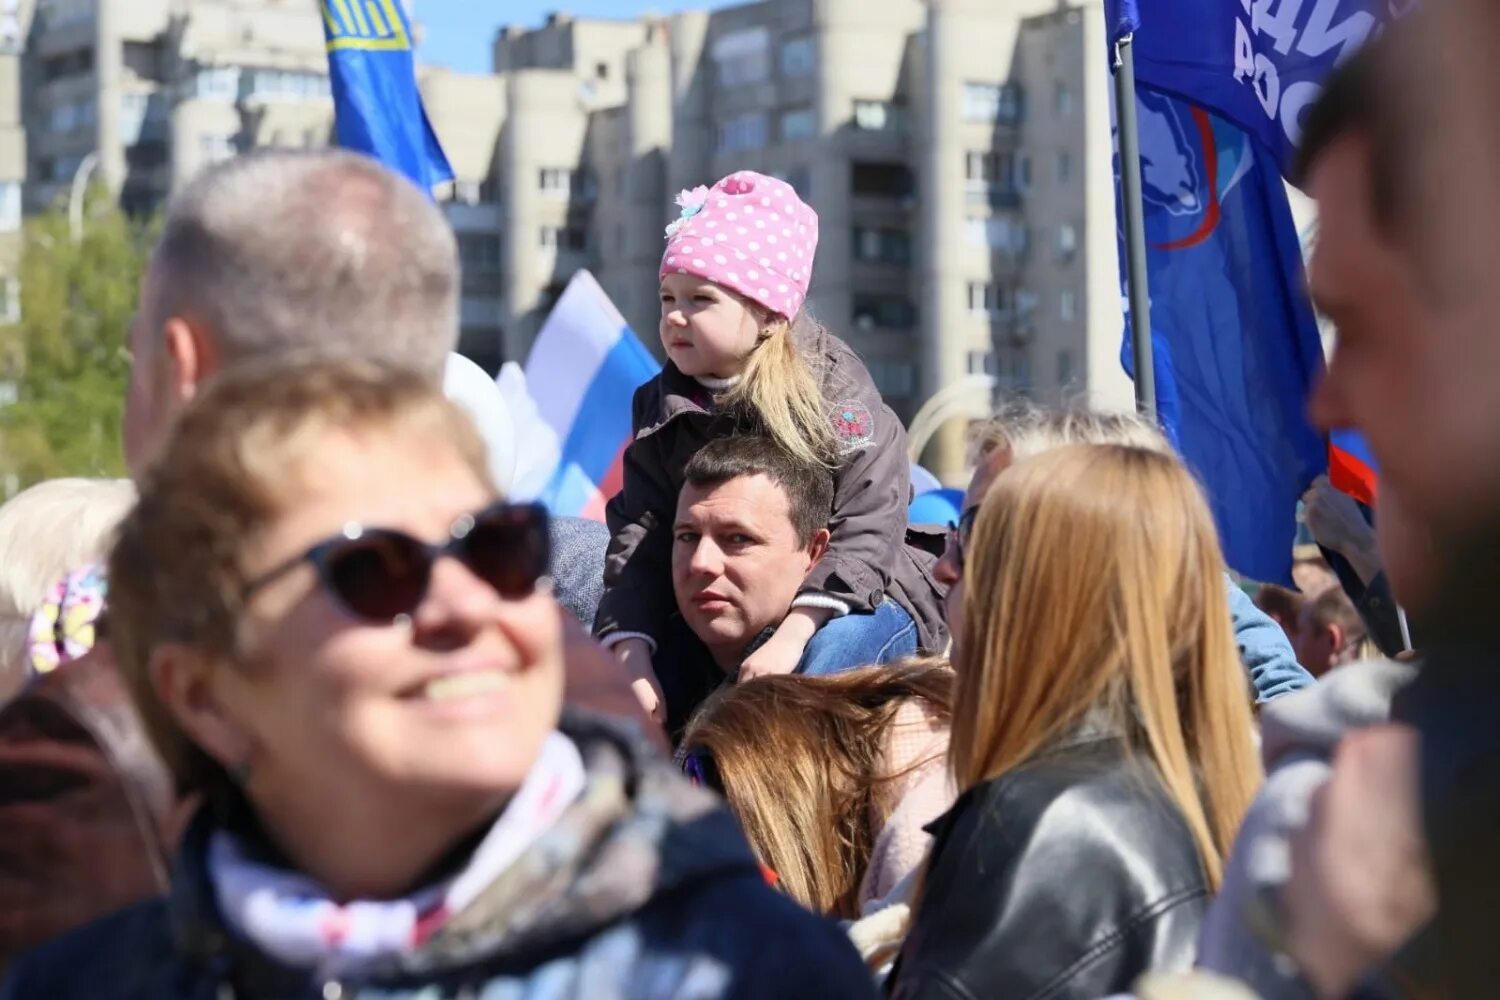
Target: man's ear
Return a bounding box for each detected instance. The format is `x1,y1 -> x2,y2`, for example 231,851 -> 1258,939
1326,623 -> 1346,658
150,643 -> 254,773
162,316 -> 220,404
805,528 -> 831,569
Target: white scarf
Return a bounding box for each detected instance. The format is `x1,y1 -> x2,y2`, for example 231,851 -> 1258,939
694,373 -> 742,391
208,732 -> 586,978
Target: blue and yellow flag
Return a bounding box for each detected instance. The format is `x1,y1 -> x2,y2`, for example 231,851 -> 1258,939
321,0 -> 452,193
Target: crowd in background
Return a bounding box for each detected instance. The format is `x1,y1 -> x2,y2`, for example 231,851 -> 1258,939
0,3 -> 1497,997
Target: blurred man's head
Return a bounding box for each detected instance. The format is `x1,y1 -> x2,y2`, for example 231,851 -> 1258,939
1292,586 -> 1367,679
124,150 -> 459,477
671,436 -> 832,671
1300,38 -> 1445,619
1254,584 -> 1306,639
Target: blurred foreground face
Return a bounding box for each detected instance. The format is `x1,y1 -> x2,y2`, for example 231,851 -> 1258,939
1311,1 -> 1500,617
1306,136 -> 1440,613
226,431 -> 564,820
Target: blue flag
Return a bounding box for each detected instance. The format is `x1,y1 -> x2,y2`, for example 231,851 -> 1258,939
321,0 -> 452,192
1104,0 -> 1395,177
1117,91 -> 1325,584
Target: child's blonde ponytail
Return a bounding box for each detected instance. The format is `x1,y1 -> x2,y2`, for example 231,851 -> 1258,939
717,312 -> 839,468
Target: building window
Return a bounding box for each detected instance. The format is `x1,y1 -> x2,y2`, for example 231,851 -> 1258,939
780,107 -> 817,142
962,82 -> 1023,123
851,161 -> 913,199
1056,223 -> 1078,261
122,41 -> 165,83
539,168 -> 574,197
0,182 -> 19,233
964,216 -> 1027,253
717,113 -> 768,154
852,294 -> 917,330
965,151 -> 1010,186
458,233 -> 501,270
1018,155 -> 1032,190
245,69 -> 331,102
40,0 -> 91,28
1055,81 -> 1074,117
867,359 -> 916,397
1055,150 -> 1072,183
199,133 -> 237,163
780,35 -> 815,78
194,66 -> 242,100
0,276 -> 19,325
968,282 -> 1005,317
41,47 -> 92,82
1007,351 -> 1034,390
47,100 -> 96,135
852,227 -> 911,264
126,140 -> 167,170
853,100 -> 905,133
1057,349 -> 1075,386
51,153 -> 83,181
713,27 -> 770,87
539,226 -> 587,251
596,61 -> 609,81
1060,288 -> 1077,322
784,166 -> 812,197
967,350 -> 998,376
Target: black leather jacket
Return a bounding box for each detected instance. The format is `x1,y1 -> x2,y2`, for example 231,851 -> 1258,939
888,736 -> 1208,1000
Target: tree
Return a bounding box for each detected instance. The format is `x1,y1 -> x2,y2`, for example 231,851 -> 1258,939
0,187 -> 158,496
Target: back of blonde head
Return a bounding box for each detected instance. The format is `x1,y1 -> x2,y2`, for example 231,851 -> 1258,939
952,444 -> 1259,889
0,478 -> 136,693
970,402 -> 1172,468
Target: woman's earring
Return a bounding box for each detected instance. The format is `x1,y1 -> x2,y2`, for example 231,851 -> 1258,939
229,760 -> 253,786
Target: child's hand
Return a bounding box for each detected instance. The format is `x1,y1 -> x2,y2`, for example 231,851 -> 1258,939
614,638 -> 665,724
738,631 -> 806,680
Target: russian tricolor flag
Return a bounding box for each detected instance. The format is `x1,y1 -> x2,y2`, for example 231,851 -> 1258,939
524,271 -> 661,522
1329,428 -> 1379,508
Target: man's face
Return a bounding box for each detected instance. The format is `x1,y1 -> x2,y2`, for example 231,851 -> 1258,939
1292,604 -> 1337,680
672,474 -> 826,668
1306,135 -> 1443,613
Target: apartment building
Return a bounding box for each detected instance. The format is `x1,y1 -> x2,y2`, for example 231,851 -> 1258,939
0,0 -> 25,332
3,0 -> 1132,477
2,0 -> 510,366
486,0 -> 1131,475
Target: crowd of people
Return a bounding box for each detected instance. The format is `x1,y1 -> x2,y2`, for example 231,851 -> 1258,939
0,4 -> 1496,995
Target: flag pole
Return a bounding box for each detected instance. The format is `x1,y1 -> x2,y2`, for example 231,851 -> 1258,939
1114,34 -> 1157,421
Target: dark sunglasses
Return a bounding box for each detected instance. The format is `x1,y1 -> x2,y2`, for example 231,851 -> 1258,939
944,506 -> 980,570
243,501 -> 551,623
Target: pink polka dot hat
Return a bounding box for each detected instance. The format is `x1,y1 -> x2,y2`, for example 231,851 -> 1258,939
660,171 -> 819,320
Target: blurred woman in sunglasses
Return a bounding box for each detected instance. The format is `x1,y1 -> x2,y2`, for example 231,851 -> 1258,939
888,444 -> 1262,1000
2,360 -> 873,1000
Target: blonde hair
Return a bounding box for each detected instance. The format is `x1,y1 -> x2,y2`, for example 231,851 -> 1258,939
715,310 -> 839,468
680,660 -> 952,917
0,478 -> 136,694
969,401 -> 1171,468
952,444 -> 1260,889
108,359 -> 492,798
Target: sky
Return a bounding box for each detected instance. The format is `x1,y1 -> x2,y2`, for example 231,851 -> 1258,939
415,1 -> 744,75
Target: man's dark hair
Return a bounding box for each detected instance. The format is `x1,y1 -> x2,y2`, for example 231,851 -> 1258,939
683,435 -> 834,546
1293,31 -> 1397,226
